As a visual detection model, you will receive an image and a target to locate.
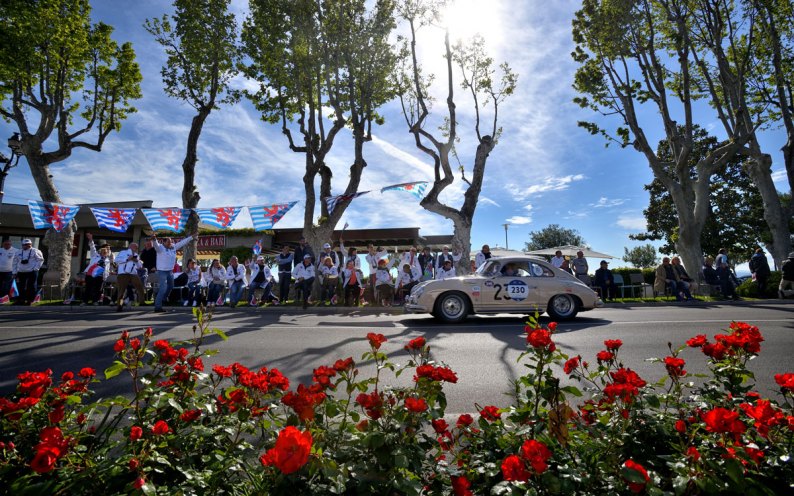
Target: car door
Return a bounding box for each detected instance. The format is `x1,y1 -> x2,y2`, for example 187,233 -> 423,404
480,260 -> 537,312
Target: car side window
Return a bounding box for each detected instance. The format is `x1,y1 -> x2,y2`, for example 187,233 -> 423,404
483,261 -> 501,276
530,262 -> 555,277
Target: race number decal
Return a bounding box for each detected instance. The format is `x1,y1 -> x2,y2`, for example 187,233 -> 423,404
504,279 -> 528,302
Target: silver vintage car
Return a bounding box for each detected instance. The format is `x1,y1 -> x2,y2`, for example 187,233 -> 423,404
405,256 -> 603,323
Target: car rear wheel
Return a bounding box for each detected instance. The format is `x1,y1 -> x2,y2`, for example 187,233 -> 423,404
547,294 -> 578,320
433,291 -> 470,324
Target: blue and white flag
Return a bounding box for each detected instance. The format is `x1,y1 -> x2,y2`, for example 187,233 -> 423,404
252,240 -> 262,255
248,202 -> 298,231
141,208 -> 191,232
380,181 -> 428,199
324,191 -> 369,216
90,207 -> 137,233
28,200 -> 80,232
194,207 -> 242,229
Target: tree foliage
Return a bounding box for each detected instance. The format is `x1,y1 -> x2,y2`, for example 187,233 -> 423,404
240,0 -> 396,252
394,0 -> 517,273
145,0 -> 240,263
524,224 -> 585,252
622,244 -> 658,269
0,0 -> 142,291
630,127 -> 767,261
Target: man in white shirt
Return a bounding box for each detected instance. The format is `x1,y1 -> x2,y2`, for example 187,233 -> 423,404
0,239 -> 18,299
474,244 -> 491,270
401,246 -> 422,273
226,256 -> 248,308
13,239 -> 44,305
435,246 -> 461,272
292,254 -> 316,309
115,242 -> 145,311
551,250 -> 565,269
152,234 -> 195,312
250,256 -> 277,305
436,259 -> 457,280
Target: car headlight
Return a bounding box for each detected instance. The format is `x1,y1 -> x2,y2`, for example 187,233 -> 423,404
410,284 -> 426,300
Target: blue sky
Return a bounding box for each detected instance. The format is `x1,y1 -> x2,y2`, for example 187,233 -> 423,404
1,0 -> 789,270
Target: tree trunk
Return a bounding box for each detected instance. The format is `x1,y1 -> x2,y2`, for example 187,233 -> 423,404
27,154 -> 74,296
745,153 -> 792,267
451,220 -> 472,275
181,109 -> 211,265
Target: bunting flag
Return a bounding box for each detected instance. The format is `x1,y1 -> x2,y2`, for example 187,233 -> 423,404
28,201 -> 80,232
252,240 -> 262,255
90,207 -> 137,233
141,208 -> 191,232
216,293 -> 224,306
31,289 -> 42,305
381,181 -> 428,199
324,191 -> 370,216
195,207 -> 242,229
8,280 -> 18,299
249,202 -> 298,231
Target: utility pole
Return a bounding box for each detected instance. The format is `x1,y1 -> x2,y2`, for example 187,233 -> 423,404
502,223 -> 509,250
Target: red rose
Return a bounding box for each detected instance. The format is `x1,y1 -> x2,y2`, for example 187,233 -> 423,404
479,405 -> 501,422
686,335 -> 708,347
129,338 -> 141,351
212,364 -> 233,377
450,475 -> 473,496
663,356 -> 687,378
564,356 -> 581,375
702,407 -> 746,435
17,370 -> 52,399
405,397 -> 428,413
675,419 -> 686,433
604,339 -> 622,350
520,439 -> 552,474
129,426 -> 143,441
113,339 -> 125,353
259,426 -> 312,475
702,342 -> 727,360
133,476 -> 146,489
152,420 -> 170,436
501,454 -> 530,481
548,322 -> 558,332
61,371 -> 74,382
744,446 -> 764,464
129,458 -> 140,470
686,446 -> 701,461
366,332 -> 387,349
333,357 -> 354,372
596,350 -> 614,362
526,328 -> 552,348
30,447 -> 59,473
356,391 -> 384,420
78,367 -> 96,378
405,336 -> 427,350
774,373 -> 794,391
457,414 -> 474,428
180,409 -> 202,423
622,459 -> 650,493
431,418 -> 449,433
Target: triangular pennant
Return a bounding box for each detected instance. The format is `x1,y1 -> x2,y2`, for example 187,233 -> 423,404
194,207 -> 242,229
90,207 -> 137,233
248,202 -> 298,231
141,208 -> 191,232
28,201 -> 80,232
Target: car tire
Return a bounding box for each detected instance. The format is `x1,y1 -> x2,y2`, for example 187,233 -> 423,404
547,294 -> 578,320
433,291 -> 470,324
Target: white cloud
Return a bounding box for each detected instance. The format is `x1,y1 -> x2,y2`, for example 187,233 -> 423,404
590,197 -> 626,208
771,168 -> 787,185
616,214 -> 647,231
479,197 -> 501,208
510,174 -> 587,200
506,215 -> 532,225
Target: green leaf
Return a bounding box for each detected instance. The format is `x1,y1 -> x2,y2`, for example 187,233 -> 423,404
211,328 -> 228,341
104,361 -> 126,380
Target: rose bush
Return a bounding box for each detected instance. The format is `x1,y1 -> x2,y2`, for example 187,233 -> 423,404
0,310 -> 792,494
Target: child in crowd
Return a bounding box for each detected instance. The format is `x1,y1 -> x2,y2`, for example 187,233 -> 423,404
341,259 -> 364,306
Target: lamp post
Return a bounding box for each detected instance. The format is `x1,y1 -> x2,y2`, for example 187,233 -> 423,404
0,133 -> 23,224
502,223 -> 509,250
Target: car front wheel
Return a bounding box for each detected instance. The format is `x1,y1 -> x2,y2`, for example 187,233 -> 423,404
547,294 -> 578,320
433,291 -> 470,324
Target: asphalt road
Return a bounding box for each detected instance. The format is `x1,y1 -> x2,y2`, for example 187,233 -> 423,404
1,302 -> 792,414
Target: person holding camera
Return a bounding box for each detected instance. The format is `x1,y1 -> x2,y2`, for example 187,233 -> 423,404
13,239 -> 43,305
115,242 -> 146,311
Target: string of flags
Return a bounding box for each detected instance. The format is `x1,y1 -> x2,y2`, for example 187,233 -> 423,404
25,181 -> 429,233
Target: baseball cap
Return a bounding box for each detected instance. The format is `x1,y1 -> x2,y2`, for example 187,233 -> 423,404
22,239 -> 32,245
257,256 -> 265,261
303,254 -> 312,259
600,260 -> 609,265
323,243 -> 331,249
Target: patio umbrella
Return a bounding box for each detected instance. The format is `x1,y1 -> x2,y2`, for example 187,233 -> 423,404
488,248 -> 528,258
525,245 -> 618,259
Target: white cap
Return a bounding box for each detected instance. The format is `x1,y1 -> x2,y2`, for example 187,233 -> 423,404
21,239 -> 32,245
323,243 -> 331,249
256,256 -> 264,261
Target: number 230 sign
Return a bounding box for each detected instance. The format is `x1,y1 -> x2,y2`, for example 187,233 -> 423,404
492,279 -> 528,302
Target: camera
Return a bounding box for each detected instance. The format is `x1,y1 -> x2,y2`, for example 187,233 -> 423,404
20,260 -> 28,265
